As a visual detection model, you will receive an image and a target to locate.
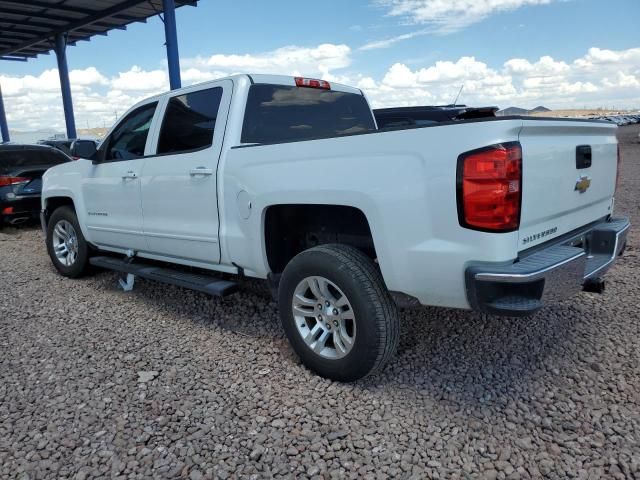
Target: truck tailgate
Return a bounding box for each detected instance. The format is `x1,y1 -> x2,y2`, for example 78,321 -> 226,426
518,119 -> 618,251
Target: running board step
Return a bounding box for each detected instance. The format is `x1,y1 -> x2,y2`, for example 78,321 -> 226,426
90,256 -> 238,297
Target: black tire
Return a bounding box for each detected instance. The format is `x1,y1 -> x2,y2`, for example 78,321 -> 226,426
46,206 -> 90,278
278,244 -> 399,382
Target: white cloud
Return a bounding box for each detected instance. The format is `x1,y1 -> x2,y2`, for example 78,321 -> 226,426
181,68 -> 225,84
602,72 -> 640,89
359,29 -> 430,51
574,47 -> 640,71
504,56 -> 570,76
2,45 -> 639,132
1,44 -> 353,132
363,47 -> 640,109
69,67 -> 109,86
382,63 -> 418,87
183,43 -> 351,78
1,69 -> 61,96
362,1 -> 562,49
376,0 -> 558,33
110,66 -> 168,92
380,57 -> 515,103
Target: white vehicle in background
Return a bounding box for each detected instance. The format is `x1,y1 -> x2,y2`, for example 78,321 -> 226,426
41,74 -> 630,381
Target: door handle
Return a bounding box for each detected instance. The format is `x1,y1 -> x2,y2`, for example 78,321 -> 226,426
122,171 -> 138,179
189,167 -> 214,176
190,167 -> 214,176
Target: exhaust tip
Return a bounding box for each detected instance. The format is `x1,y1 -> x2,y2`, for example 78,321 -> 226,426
583,277 -> 605,294
8,217 -> 29,225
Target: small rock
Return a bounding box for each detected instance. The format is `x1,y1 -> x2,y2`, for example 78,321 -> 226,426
189,469 -> 203,480
137,371 -> 159,383
327,430 -> 348,441
483,470 -> 499,480
590,362 -> 602,372
286,446 -> 298,456
249,446 -> 265,460
515,437 -> 534,450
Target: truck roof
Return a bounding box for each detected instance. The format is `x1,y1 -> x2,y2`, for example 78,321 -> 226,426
141,73 -> 363,104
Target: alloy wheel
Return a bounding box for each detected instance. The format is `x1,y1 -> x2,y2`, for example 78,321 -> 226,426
292,276 -> 356,359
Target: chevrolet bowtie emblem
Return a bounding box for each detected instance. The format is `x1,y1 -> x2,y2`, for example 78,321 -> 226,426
575,175 -> 591,194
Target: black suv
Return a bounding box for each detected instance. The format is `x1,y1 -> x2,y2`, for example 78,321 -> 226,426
0,144 -> 71,226
37,138 -> 74,156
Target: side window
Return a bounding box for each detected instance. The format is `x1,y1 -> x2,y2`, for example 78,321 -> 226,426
104,102 -> 157,161
156,87 -> 223,155
41,149 -> 71,166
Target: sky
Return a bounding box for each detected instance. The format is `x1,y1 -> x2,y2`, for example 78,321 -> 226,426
1,0 -> 639,132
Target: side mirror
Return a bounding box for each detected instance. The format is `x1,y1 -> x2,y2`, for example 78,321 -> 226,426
70,139 -> 98,161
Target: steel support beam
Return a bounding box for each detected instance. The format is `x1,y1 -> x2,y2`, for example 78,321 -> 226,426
0,0 -> 151,57
0,83 -> 9,142
54,33 -> 76,139
0,56 -> 29,61
162,0 -> 181,90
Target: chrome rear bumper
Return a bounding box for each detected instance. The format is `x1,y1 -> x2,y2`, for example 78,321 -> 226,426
466,217 -> 630,316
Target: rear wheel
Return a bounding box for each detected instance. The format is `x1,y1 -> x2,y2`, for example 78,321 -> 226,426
46,206 -> 90,278
278,244 -> 399,381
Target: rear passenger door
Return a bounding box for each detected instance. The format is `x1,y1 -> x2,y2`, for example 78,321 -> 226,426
140,80 -> 232,264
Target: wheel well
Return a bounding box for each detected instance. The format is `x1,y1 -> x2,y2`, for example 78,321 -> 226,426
264,204 -> 377,273
44,197 -> 75,223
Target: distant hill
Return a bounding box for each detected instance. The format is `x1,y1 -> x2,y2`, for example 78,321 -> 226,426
497,105 -> 551,116
530,106 -> 551,113
78,127 -> 108,139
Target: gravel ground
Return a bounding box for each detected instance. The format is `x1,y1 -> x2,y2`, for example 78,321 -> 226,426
1,125 -> 639,480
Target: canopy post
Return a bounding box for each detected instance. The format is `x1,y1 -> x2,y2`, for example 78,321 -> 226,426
54,33 -> 77,139
0,83 -> 9,142
162,0 -> 182,90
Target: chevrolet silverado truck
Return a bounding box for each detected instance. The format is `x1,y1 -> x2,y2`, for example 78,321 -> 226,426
41,74 -> 630,381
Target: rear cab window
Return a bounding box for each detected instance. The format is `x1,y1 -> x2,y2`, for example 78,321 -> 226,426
241,84 -> 375,145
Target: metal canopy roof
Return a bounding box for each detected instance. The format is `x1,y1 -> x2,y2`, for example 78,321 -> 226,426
0,0 -> 197,60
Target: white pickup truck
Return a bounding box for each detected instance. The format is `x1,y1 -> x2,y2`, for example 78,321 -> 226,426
42,74 -> 630,381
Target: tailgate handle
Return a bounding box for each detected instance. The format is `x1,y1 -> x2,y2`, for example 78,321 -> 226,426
576,145 -> 592,169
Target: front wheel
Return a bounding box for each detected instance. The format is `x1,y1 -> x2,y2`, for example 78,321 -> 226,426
46,206 -> 90,278
278,244 -> 399,381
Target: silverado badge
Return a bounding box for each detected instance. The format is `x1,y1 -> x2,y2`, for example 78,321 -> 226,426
575,175 -> 591,194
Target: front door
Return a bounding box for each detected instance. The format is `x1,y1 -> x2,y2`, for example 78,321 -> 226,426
82,101 -> 158,251
140,81 -> 232,264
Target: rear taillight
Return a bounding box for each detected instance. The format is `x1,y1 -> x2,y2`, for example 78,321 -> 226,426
457,142 -> 522,232
294,77 -> 331,90
0,176 -> 29,187
615,143 -> 622,194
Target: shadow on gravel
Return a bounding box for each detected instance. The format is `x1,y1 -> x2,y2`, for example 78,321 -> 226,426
358,303 -> 582,407
87,263 -> 586,407
93,268 -> 280,333
0,221 -> 40,236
